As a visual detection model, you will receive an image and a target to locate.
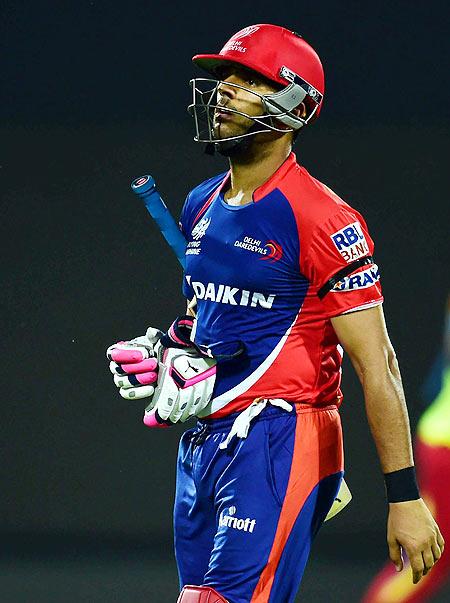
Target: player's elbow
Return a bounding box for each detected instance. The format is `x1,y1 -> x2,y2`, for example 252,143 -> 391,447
351,342 -> 399,383
386,344 -> 400,377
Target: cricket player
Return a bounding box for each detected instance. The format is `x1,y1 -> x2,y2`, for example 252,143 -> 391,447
363,296 -> 450,602
107,24 -> 444,603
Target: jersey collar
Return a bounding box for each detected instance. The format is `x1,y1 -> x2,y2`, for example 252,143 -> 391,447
253,152 -> 297,202
219,151 -> 297,205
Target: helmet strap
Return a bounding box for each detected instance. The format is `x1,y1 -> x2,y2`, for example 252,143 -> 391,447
215,136 -> 251,157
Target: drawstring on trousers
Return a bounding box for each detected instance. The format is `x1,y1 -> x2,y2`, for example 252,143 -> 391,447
189,398 -> 293,450
219,398 -> 293,450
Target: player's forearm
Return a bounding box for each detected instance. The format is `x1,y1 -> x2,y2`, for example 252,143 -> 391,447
359,349 -> 415,474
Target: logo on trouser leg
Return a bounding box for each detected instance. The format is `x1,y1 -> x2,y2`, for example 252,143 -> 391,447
219,506 -> 256,533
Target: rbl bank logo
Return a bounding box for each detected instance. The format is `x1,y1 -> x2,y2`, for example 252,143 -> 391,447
330,221 -> 369,263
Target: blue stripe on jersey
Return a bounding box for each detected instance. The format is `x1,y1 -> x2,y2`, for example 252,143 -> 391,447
181,186 -> 309,399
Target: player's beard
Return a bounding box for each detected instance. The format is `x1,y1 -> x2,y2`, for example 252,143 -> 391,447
212,115 -> 267,157
213,120 -> 282,158
214,127 -> 257,157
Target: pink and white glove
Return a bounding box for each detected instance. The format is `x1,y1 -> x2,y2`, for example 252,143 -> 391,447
107,317 -> 217,426
106,327 -> 162,400
145,347 -> 216,425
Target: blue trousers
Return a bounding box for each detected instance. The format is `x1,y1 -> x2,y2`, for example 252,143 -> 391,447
174,404 -> 344,603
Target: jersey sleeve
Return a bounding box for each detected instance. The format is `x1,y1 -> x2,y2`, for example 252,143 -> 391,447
303,207 -> 383,317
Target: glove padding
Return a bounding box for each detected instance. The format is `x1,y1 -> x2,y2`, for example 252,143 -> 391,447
106,327 -> 163,400
145,347 -> 216,423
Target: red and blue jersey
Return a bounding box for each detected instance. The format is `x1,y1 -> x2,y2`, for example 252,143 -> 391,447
179,152 -> 383,418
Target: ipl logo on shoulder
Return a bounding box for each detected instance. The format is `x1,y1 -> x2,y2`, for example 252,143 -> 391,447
191,217 -> 211,240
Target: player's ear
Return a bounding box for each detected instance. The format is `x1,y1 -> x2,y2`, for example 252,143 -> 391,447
277,102 -> 306,135
293,102 -> 307,118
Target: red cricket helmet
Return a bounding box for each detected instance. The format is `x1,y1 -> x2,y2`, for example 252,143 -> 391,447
192,24 -> 325,124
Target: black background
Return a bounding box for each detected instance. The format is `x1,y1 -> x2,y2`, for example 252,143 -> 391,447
2,1 -> 449,601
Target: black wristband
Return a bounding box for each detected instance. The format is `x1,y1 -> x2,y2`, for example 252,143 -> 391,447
384,466 -> 420,503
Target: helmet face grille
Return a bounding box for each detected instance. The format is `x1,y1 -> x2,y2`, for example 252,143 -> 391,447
188,77 -> 311,145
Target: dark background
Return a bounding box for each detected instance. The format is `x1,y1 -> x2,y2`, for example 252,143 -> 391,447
2,1 -> 449,601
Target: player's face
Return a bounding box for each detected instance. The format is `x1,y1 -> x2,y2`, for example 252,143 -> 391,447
213,65 -> 279,139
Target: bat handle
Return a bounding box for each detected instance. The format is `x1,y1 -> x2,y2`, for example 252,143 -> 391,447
131,174 -> 157,195
129,174 -> 184,431
130,175 -> 186,269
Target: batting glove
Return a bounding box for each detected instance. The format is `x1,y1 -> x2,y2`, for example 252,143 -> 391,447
106,327 -> 163,400
145,346 -> 216,424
